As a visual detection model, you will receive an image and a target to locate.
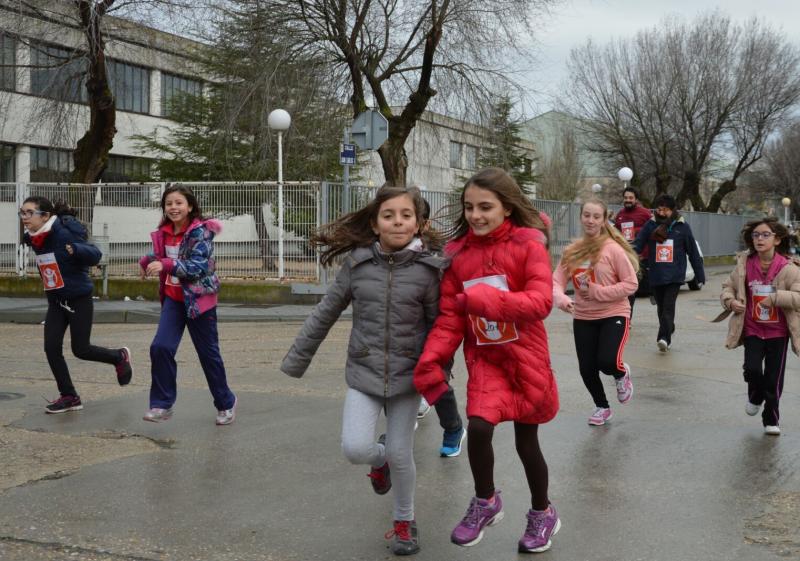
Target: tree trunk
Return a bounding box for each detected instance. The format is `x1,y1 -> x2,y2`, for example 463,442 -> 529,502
706,179 -> 737,213
69,1 -> 117,231
654,171 -> 671,196
378,133 -> 409,187
676,169 -> 705,210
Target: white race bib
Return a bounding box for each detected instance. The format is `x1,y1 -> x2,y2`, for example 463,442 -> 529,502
165,245 -> 180,285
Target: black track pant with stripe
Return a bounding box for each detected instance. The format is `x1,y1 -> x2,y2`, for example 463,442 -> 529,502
573,316 -> 630,409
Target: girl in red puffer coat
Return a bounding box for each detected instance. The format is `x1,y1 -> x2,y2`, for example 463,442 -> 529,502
414,168 -> 560,554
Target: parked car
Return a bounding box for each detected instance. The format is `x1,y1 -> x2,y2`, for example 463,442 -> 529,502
635,240 -> 704,297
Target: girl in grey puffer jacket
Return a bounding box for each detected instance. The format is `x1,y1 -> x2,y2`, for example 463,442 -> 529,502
281,186 -> 445,556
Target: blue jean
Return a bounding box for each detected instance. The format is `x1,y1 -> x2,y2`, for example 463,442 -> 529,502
149,297 -> 235,411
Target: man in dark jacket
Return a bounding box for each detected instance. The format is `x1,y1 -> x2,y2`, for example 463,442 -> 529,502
633,194 -> 705,352
613,187 -> 652,314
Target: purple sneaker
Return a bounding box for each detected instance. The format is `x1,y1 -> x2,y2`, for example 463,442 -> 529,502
615,363 -> 633,404
518,504 -> 561,553
588,407 -> 613,426
451,491 -> 504,547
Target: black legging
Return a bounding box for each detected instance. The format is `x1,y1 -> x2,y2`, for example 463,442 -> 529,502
573,316 -> 630,408
467,416 -> 549,510
44,293 -> 121,396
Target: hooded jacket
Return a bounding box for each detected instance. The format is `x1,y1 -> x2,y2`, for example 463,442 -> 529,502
633,215 -> 705,287
413,220 -> 559,425
139,218 -> 222,319
24,215 -> 102,301
281,241 -> 446,398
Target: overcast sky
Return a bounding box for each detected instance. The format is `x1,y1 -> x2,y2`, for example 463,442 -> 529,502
525,0 -> 800,114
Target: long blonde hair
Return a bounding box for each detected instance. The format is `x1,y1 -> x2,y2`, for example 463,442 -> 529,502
561,199 -> 640,275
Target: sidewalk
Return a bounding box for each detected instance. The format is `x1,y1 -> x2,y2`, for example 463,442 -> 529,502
0,296 -> 337,324
0,264 -> 732,324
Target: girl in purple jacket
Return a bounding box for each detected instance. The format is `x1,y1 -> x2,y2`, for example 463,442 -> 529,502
139,185 -> 236,425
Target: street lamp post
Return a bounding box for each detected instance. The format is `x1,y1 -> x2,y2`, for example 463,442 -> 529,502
268,109 -> 291,279
782,197 -> 791,226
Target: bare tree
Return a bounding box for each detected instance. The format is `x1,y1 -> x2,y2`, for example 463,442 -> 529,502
565,12 -> 800,210
0,0 -> 196,223
259,0 -> 562,187
751,120 -> 800,217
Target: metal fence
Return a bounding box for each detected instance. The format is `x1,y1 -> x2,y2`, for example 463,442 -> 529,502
1,182 -> 750,283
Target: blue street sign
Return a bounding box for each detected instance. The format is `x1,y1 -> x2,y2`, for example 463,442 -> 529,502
340,143 -> 356,165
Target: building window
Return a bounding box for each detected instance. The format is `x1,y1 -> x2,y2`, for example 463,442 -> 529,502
1,33 -> 15,92
30,44 -> 87,103
1,143 -> 15,182
101,155 -> 153,182
464,145 -> 478,170
449,141 -> 462,169
107,60 -> 150,114
161,72 -> 202,117
30,146 -> 73,182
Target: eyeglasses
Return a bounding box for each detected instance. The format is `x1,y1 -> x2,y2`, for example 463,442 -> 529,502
751,232 -> 775,240
18,210 -> 45,218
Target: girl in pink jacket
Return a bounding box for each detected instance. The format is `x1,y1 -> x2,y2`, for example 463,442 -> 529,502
554,199 -> 639,426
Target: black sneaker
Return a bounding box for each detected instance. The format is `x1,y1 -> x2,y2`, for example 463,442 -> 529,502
45,395 -> 83,414
386,520 -> 420,555
115,347 -> 133,386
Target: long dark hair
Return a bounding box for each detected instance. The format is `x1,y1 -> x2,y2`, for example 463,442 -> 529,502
311,185 -> 442,266
742,216 -> 790,256
159,184 -> 203,226
447,168 -> 549,242
23,196 -> 77,217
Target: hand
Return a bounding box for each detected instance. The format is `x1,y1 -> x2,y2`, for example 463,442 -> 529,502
65,244 -> 73,255
563,300 -> 575,314
145,261 -> 164,277
729,300 -> 746,314
578,283 -> 590,298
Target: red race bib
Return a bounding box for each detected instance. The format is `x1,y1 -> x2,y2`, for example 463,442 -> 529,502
463,275 -> 519,346
36,253 -> 65,290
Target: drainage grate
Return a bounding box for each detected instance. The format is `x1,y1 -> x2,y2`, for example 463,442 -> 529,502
0,392 -> 25,401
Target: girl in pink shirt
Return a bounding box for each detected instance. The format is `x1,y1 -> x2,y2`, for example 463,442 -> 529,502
719,217 -> 800,436
553,199 -> 639,426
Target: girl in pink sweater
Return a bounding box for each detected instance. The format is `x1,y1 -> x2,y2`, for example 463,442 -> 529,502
553,199 -> 639,426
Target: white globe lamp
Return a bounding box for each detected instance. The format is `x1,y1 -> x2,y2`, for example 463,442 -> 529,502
617,167 -> 633,182
782,197 -> 792,225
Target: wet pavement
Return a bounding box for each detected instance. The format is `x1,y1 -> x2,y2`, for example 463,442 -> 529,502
0,268 -> 798,560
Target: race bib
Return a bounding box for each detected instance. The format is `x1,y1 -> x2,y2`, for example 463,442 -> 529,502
463,275 -> 519,346
751,284 -> 778,324
621,221 -> 634,241
165,245 -> 180,286
571,261 -> 595,290
655,239 -> 674,263
36,253 -> 65,290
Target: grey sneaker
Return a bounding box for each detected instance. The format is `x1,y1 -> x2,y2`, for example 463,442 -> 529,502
657,339 -> 670,352
764,425 -> 781,436
451,491 -> 504,547
216,396 -> 237,425
386,520 -> 420,555
745,400 -> 760,416
417,397 -> 431,419
518,504 -> 561,553
143,407 -> 173,422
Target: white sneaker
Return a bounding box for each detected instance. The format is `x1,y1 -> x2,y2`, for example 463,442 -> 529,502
764,425 -> 781,436
417,397 -> 431,419
657,339 -> 670,352
745,401 -> 760,416
143,407 -> 173,422
216,396 -> 237,425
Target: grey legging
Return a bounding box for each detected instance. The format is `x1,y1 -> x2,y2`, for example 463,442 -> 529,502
341,388 -> 419,521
